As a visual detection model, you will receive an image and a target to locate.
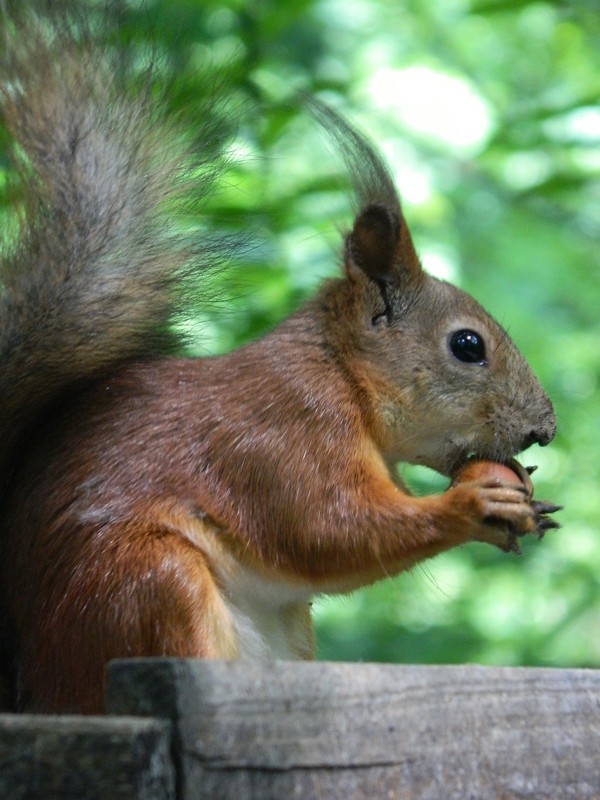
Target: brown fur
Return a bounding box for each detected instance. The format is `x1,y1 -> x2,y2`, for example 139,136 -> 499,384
0,4 -> 557,713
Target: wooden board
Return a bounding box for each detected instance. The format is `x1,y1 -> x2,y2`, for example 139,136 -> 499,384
107,660 -> 600,800
0,714 -> 174,800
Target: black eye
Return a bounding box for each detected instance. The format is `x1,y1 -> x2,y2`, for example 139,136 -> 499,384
449,329 -> 487,365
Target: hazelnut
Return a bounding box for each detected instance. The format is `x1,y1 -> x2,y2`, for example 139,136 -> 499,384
452,459 -> 534,499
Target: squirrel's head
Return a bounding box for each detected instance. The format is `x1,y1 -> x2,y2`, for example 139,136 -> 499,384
336,201 -> 556,476
310,98 -> 556,475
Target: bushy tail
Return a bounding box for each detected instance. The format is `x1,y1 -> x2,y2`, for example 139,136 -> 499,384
0,3 -> 228,484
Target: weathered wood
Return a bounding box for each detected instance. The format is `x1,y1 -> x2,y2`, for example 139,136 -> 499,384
106,660 -> 600,800
0,714 -> 174,800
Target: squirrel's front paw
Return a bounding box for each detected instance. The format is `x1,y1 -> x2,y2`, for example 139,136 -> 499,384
449,460 -> 561,553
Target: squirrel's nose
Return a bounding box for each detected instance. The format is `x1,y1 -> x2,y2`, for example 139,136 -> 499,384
537,428 -> 554,447
522,419 -> 556,450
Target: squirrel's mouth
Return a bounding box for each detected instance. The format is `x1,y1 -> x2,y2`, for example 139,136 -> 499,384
443,446 -> 518,480
439,446 -> 477,479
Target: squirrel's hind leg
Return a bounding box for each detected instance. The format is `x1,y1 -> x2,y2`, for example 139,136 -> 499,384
16,515 -> 240,714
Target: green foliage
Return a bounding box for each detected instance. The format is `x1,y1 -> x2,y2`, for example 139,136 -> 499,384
2,0 -> 599,667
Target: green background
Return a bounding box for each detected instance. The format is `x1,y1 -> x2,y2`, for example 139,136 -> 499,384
2,0 -> 599,667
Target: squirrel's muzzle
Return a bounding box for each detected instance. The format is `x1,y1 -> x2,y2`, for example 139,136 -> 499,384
521,410 -> 556,450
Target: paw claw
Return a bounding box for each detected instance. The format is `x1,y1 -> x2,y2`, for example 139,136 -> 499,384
537,517 -> 561,532
509,536 -> 522,555
532,501 -> 563,515
448,478 -> 562,553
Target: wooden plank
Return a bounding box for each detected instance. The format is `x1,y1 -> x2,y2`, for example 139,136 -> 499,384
106,660 -> 600,800
0,714 -> 175,800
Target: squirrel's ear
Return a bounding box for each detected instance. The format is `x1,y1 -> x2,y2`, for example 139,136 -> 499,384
345,203 -> 423,287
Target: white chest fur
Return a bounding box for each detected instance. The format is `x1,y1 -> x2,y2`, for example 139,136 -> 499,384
223,567 -> 315,660
177,510 -> 316,661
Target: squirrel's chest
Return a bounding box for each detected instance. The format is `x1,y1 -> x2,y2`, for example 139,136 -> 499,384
222,568 -> 315,661
178,507 -> 316,660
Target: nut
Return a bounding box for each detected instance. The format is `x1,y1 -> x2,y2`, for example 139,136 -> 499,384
454,459 -> 523,486
452,458 -> 534,500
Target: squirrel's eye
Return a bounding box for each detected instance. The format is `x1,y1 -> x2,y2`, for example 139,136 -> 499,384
448,329 -> 487,365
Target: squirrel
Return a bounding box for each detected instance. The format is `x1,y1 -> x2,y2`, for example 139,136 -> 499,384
0,3 -> 560,714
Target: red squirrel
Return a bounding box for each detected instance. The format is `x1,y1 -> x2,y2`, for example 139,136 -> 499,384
0,4 -> 560,714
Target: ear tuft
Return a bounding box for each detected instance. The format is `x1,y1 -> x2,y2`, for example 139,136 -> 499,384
346,204 -> 400,283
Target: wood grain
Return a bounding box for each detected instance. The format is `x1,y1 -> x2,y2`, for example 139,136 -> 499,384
0,714 -> 174,800
107,660 -> 600,800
